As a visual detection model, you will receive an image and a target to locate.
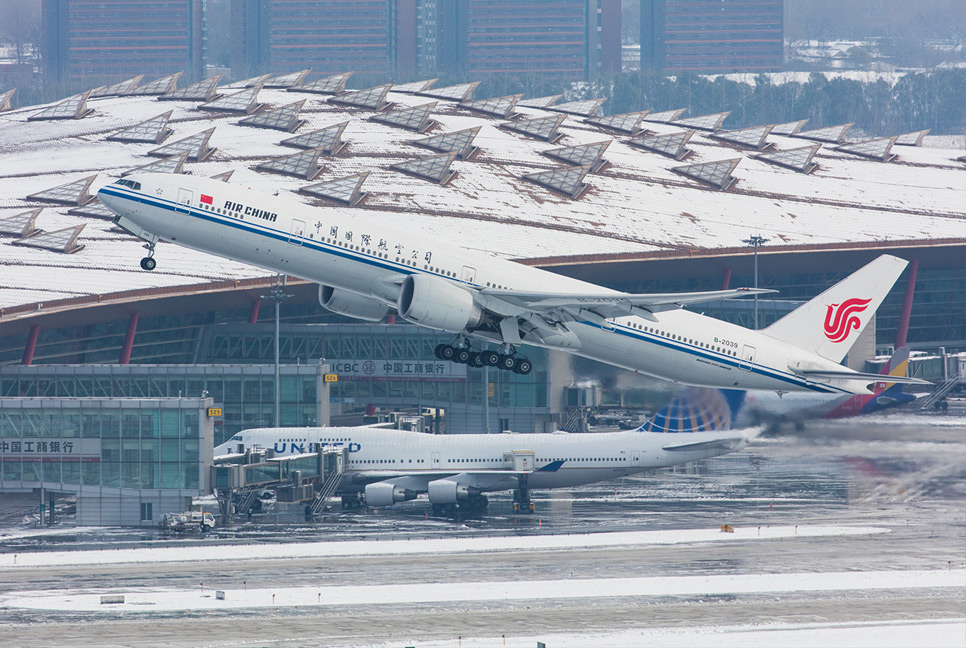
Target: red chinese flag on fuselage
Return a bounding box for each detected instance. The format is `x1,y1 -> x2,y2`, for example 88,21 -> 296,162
200,194 -> 213,205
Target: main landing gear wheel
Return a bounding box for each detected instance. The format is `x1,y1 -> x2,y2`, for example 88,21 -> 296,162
139,257 -> 156,271
454,347 -> 471,364
513,357 -> 532,375
498,354 -> 517,372
467,351 -> 485,368
482,350 -> 501,367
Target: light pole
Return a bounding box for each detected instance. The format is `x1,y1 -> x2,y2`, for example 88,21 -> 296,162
741,235 -> 768,329
261,275 -> 292,427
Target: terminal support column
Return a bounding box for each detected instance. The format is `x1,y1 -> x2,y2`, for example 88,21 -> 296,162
894,259 -> 918,348
119,311 -> 139,364
22,324 -> 39,365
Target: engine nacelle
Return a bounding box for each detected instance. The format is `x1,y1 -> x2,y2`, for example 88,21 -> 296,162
319,285 -> 389,322
427,478 -> 480,504
397,275 -> 483,333
364,482 -> 418,507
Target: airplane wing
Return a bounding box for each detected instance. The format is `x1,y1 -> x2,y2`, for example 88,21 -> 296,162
662,436 -> 749,453
357,460 -> 565,493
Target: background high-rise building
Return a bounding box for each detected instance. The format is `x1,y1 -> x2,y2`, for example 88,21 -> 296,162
641,0 -> 783,73
42,0 -> 205,85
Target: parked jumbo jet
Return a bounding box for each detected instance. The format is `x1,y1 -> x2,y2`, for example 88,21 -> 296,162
99,174 -> 926,395
215,390 -> 755,514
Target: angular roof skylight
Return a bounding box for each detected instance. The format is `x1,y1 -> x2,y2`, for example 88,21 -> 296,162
894,130 -> 929,146
517,94 -> 562,109
392,78 -> 437,94
370,102 -> 437,132
123,151 -> 189,176
265,68 -> 311,88
672,158 -> 741,190
418,81 -> 479,102
771,119 -> 808,135
674,111 -> 730,131
0,208 -> 41,237
460,94 -> 521,118
27,175 -> 97,205
711,124 -> 774,150
90,75 -> 143,97
585,110 -> 648,135
159,74 -> 222,102
522,165 -> 590,199
68,198 -> 116,220
835,136 -> 898,162
411,126 -> 481,159
239,100 -> 306,132
328,84 -> 392,110
240,74 -> 271,88
644,108 -> 686,123
628,130 -> 694,160
28,90 -> 92,121
753,144 -> 821,174
390,152 -> 457,185
200,85 -> 261,114
0,88 -> 14,112
130,71 -> 183,95
793,122 -> 852,143
300,172 -> 369,206
280,121 -> 348,154
295,72 -> 353,95
256,147 -> 325,180
210,170 -> 234,182
107,110 -> 174,144
542,140 -> 611,173
149,127 -> 216,160
12,224 -> 85,254
499,114 -> 566,142
550,98 -> 606,117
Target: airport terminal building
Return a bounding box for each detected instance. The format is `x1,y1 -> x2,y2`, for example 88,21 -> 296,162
1,68 -> 963,524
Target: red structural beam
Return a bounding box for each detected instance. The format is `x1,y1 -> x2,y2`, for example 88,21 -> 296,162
720,267 -> 732,290
248,298 -> 261,324
119,311 -> 139,365
894,259 -> 918,349
22,324 -> 39,365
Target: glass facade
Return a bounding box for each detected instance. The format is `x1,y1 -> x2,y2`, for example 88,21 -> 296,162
0,397 -> 212,526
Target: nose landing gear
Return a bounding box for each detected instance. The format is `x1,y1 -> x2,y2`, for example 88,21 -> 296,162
139,241 -> 157,271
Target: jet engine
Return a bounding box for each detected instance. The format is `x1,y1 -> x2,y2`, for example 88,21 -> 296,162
319,285 -> 389,322
427,478 -> 480,504
364,482 -> 418,507
397,275 -> 483,333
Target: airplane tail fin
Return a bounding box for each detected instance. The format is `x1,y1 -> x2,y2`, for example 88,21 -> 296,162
763,255 -> 908,363
637,388 -> 745,433
874,346 -> 910,392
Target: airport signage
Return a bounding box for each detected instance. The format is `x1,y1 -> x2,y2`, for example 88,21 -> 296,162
328,359 -> 466,381
207,407 -> 223,417
323,374 -> 338,383
0,437 -> 101,461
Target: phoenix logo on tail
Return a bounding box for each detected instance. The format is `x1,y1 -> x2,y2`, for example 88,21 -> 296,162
823,298 -> 872,343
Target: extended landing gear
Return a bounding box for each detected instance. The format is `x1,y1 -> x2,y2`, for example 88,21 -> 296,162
434,342 -> 532,375
139,241 -> 157,271
340,493 -> 364,511
512,474 -> 535,513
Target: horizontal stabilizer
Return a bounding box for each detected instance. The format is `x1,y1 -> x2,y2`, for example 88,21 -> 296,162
662,437 -> 747,452
794,368 -> 930,385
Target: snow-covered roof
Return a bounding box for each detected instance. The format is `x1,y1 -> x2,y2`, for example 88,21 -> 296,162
0,78 -> 963,309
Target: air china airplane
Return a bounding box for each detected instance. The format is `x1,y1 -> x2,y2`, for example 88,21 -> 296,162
99,174 -> 926,395
215,390 -> 754,514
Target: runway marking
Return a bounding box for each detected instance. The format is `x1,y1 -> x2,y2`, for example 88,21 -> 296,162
3,569 -> 963,613
0,525 -> 888,569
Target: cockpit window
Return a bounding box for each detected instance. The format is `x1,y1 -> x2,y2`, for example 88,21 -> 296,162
114,179 -> 142,190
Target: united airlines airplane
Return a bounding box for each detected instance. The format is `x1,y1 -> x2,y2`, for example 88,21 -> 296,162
215,389 -> 754,514
99,174 -> 926,395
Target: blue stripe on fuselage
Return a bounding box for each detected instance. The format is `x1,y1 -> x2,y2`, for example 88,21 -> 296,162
101,185 -> 845,395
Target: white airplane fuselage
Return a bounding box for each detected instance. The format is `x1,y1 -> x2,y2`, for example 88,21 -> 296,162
215,425 -> 753,493
100,174 -> 866,395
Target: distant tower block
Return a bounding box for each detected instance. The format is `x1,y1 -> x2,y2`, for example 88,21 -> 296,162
499,114 -> 567,143
793,123 -> 853,144
280,122 -> 348,154
411,127 -> 481,160
200,85 -> 262,114
674,111 -> 730,132
239,100 -> 306,132
390,152 -> 458,185
542,141 -> 612,173
108,111 -> 174,144
628,130 -> 695,160
130,71 -> 183,96
460,95 -> 522,119
148,127 -> 216,161
256,147 -> 326,180
550,98 -> 606,118
328,84 -> 392,110
417,81 -> 480,102
672,158 -> 742,191
522,165 -> 591,199
370,103 -> 437,133
27,175 -> 97,206
644,108 -> 686,123
294,72 -> 353,95
585,111 -> 648,135
753,144 -> 821,174
299,172 -> 369,206
160,75 -> 222,102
